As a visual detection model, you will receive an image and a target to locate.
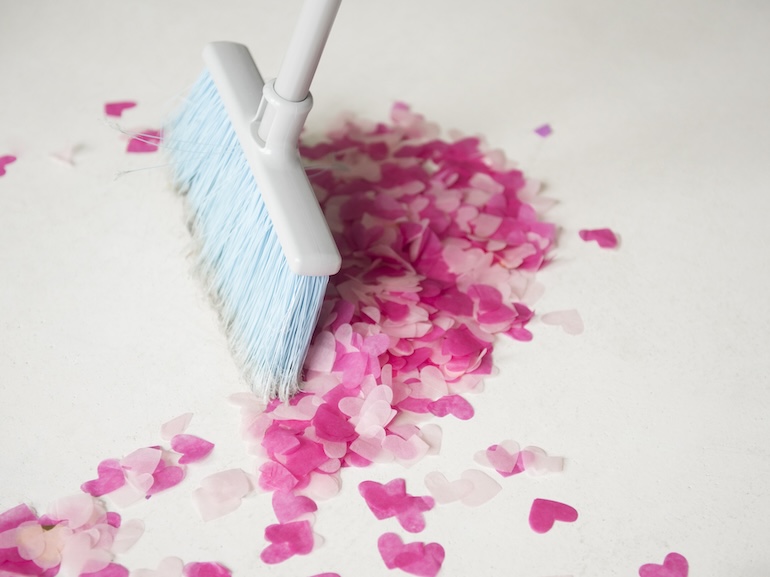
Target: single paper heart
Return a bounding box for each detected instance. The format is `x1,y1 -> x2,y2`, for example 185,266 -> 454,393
171,434 -> 214,464
528,498 -> 578,533
423,471 -> 473,504
377,532 -> 445,577
81,459 -> 126,496
0,155 -> 17,176
271,490 -> 317,523
638,552 -> 689,577
104,101 -> 137,117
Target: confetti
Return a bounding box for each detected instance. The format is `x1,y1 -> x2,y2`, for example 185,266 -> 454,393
358,479 -> 434,533
104,101 -> 137,117
534,124 -> 553,137
638,552 -> 689,577
377,533 -> 445,577
183,562 -> 232,577
126,130 -> 162,153
0,155 -> 17,176
171,434 -> 215,464
528,498 -> 578,533
541,309 -> 584,335
578,228 -> 619,248
260,520 -> 315,564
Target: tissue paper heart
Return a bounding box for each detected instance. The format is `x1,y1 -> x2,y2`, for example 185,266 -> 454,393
377,533 -> 445,577
579,228 -> 618,248
126,130 -> 161,153
528,498 -> 578,533
260,520 -> 315,564
104,101 -> 137,117
271,490 -> 317,523
0,155 -> 17,176
359,479 -> 434,532
182,562 -> 232,577
423,471 -> 473,504
638,552 -> 689,577
81,459 -> 126,496
170,434 -> 215,464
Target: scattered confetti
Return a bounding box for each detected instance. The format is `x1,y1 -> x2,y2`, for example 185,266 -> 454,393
639,552 -> 689,577
578,228 -> 618,249
528,498 -> 578,533
358,479 -> 434,533
105,101 -> 137,117
534,124 -> 553,138
260,520 -> 316,564
182,561 -> 232,577
423,471 -> 474,504
541,309 -> 584,335
192,469 -> 253,522
377,532 -> 445,577
160,413 -> 194,441
171,434 -> 215,464
0,155 -> 17,176
272,490 -> 318,524
126,130 -> 162,153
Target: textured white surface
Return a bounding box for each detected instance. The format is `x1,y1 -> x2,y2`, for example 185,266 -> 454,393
1,1 -> 769,576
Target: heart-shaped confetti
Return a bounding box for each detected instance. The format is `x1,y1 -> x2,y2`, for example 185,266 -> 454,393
359,479 -> 434,533
377,532 -> 445,577
271,490 -> 318,523
579,228 -> 618,248
260,520 -> 315,564
540,309 -> 584,335
423,471 -> 473,504
639,552 -> 689,577
104,101 -> 137,117
182,561 -> 232,577
528,498 -> 578,533
171,434 -> 215,464
81,459 -> 126,496
81,563 -> 129,577
126,130 -> 162,153
0,154 -> 17,176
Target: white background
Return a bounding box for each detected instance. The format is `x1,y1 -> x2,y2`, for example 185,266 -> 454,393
1,1 -> 769,576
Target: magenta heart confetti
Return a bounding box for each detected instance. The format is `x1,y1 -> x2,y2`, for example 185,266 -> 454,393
260,520 -> 315,564
182,562 -> 232,577
271,490 -> 318,523
639,552 -> 689,577
104,101 -> 137,117
126,130 -> 162,153
377,533 -> 445,577
528,498 -> 578,533
579,228 -> 618,248
81,459 -> 126,496
534,123 -> 553,137
0,155 -> 17,176
171,434 -> 215,464
359,479 -> 435,533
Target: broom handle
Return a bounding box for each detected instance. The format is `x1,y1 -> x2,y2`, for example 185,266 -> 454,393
274,0 -> 342,102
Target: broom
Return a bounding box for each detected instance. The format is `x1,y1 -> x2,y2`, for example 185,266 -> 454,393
168,0 -> 342,400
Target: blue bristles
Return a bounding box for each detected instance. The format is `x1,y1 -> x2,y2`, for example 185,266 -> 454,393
168,71 -> 328,400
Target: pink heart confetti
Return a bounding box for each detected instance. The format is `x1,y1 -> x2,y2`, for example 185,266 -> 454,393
0,155 -> 17,176
639,552 -> 689,577
171,434 -> 214,464
260,520 -> 315,564
534,123 -> 553,137
81,459 -> 126,496
104,101 -> 137,117
459,469 -> 502,507
359,479 -> 434,533
160,413 -> 193,441
126,130 -> 162,153
193,469 -> 252,521
377,532 -> 445,577
146,463 -> 185,496
182,562 -> 232,577
81,563 -> 129,577
579,228 -> 618,248
309,574 -> 341,577
271,491 -> 318,523
423,471 -> 473,504
528,498 -> 578,533
541,309 -> 584,335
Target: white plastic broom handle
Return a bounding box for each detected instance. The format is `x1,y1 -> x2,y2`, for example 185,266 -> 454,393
274,0 -> 342,102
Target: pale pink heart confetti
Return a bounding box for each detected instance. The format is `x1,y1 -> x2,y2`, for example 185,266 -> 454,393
579,228 -> 618,248
271,491 -> 318,523
541,309 -> 584,335
638,552 -> 689,577
423,471 -> 474,504
193,469 -> 252,521
111,519 -> 144,554
160,413 -> 193,441
171,434 -> 215,464
126,130 -> 162,153
528,498 -> 578,533
104,101 -> 137,117
132,556 -> 184,577
419,424 -> 442,455
459,469 -> 502,507
80,563 -> 130,577
377,532 -> 445,577
521,446 -> 565,476
0,155 -> 17,176
48,494 -> 96,530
